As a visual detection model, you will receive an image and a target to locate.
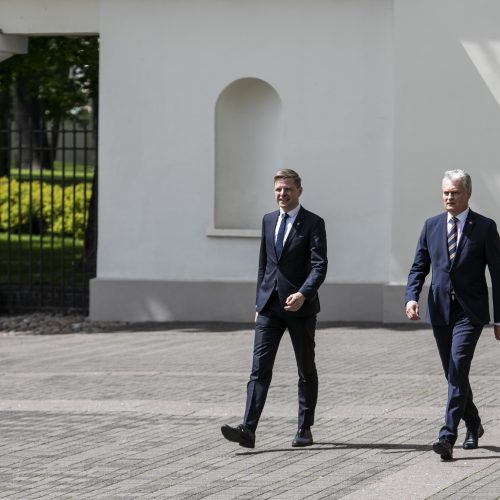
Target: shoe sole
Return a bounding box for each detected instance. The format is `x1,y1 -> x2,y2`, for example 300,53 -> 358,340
433,442 -> 453,460
221,426 -> 255,449
463,442 -> 478,450
292,441 -> 313,447
462,426 -> 484,450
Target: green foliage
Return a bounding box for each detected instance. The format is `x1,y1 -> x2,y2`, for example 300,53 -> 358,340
5,36 -> 99,122
10,161 -> 95,184
0,232 -> 88,285
0,36 -> 99,174
0,55 -> 16,93
0,177 -> 92,239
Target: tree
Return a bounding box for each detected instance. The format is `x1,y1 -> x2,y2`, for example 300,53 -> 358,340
0,36 -> 99,273
0,36 -> 99,170
0,57 -> 15,176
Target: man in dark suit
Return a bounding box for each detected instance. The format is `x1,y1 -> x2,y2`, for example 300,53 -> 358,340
405,169 -> 500,460
221,169 -> 328,448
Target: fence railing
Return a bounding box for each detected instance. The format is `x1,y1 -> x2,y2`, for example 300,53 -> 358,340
0,121 -> 97,313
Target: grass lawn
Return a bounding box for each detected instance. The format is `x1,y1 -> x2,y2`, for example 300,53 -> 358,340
8,161 -> 95,184
0,232 -> 93,286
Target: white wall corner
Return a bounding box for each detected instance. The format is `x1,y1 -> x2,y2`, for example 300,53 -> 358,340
0,33 -> 28,62
0,0 -> 99,35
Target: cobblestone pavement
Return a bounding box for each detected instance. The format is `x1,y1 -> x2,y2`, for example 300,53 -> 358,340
0,320 -> 499,499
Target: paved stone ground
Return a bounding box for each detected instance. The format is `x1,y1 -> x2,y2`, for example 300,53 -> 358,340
0,320 -> 499,499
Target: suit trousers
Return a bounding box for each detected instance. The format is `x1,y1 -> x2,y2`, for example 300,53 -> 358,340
243,292 -> 318,432
432,299 -> 483,444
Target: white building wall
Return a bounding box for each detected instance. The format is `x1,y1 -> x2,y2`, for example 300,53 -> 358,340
93,0 -> 394,321
0,33 -> 27,62
385,0 -> 500,321
0,0 -> 98,35
214,78 -> 283,231
2,0 -> 499,322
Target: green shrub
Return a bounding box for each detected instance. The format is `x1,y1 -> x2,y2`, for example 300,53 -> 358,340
0,177 -> 92,239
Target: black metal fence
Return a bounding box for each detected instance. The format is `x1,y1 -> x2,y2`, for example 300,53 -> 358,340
0,121 -> 97,313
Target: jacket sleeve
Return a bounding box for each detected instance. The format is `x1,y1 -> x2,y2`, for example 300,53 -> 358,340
256,216 -> 267,306
405,221 -> 431,304
485,219 -> 500,323
298,217 -> 328,300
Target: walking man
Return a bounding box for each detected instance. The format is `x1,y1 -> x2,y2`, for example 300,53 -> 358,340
405,169 -> 500,460
221,169 -> 328,448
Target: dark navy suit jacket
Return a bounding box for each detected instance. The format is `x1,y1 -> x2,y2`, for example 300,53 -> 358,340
405,210 -> 500,326
256,206 -> 328,317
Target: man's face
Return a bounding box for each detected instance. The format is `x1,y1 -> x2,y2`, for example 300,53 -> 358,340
442,177 -> 470,216
274,178 -> 302,212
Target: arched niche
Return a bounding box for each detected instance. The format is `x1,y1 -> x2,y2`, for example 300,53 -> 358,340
214,78 -> 283,230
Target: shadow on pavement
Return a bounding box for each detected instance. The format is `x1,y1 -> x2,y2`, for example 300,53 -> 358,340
481,445 -> 500,453
238,443 -> 500,459
103,321 -> 255,333
237,442 -> 433,455
316,322 -> 431,331
111,321 -> 429,334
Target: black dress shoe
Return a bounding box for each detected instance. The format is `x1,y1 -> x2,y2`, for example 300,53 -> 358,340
221,424 -> 255,448
463,423 -> 484,450
432,438 -> 453,460
292,427 -> 313,447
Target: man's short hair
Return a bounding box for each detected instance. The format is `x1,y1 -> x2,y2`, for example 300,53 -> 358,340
443,169 -> 472,195
274,169 -> 302,188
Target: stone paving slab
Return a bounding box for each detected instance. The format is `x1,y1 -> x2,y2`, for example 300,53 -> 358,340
0,322 -> 499,498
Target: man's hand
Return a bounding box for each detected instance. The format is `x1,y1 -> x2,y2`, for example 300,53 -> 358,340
405,300 -> 420,320
494,324 -> 500,341
284,292 -> 305,312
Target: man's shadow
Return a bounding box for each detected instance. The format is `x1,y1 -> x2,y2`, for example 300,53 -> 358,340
237,441 -> 432,455
452,445 -> 500,461
237,442 -> 500,457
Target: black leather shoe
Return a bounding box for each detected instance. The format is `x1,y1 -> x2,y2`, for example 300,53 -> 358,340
463,423 -> 484,450
292,427 -> 313,447
221,424 -> 255,448
432,438 -> 453,460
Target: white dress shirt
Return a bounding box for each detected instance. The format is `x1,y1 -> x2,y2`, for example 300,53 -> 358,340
275,205 -> 301,245
447,208 -> 469,244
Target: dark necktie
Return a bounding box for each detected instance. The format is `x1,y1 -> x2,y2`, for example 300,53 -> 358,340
448,216 -> 459,264
275,213 -> 289,258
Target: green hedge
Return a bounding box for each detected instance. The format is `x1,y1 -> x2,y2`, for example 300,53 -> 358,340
0,177 -> 92,239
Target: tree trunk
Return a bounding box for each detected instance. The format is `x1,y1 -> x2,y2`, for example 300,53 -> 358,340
41,119 -> 59,170
14,75 -> 53,170
50,120 -> 60,167
0,86 -> 11,177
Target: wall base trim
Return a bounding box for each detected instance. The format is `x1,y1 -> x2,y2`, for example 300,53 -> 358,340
89,279 -> 428,323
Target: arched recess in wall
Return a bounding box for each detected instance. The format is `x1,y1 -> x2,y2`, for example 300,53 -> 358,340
215,78 -> 283,230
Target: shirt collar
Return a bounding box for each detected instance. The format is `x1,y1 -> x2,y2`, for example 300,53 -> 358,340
447,207 -> 469,224
280,204 -> 301,219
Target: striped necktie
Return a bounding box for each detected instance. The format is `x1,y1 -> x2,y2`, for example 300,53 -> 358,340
448,216 -> 459,264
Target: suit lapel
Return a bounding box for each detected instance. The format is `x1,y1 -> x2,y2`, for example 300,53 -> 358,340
437,213 -> 449,266
282,207 -> 305,255
453,210 -> 476,265
269,211 -> 280,259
